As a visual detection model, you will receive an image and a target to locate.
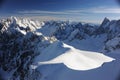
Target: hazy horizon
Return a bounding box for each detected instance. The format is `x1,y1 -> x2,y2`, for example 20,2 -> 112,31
0,0 -> 120,23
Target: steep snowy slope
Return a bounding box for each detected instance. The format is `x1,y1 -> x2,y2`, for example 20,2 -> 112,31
32,41 -> 114,71
31,40 -> 119,80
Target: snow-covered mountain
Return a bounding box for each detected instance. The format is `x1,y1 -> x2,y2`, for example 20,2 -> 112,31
0,17 -> 120,80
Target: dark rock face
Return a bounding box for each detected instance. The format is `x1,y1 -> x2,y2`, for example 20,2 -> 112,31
0,17 -> 48,80
94,17 -> 110,35
98,18 -> 120,52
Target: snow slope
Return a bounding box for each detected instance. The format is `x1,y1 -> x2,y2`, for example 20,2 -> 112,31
32,41 -> 114,71
65,34 -> 107,52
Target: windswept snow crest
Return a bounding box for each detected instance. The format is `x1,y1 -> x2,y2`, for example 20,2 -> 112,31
32,41 -> 114,71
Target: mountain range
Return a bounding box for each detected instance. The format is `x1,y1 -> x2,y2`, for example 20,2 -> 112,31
0,17 -> 120,80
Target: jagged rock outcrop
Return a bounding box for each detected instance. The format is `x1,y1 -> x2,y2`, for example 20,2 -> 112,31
104,34 -> 120,52
94,17 -> 110,35
0,17 -> 50,80
99,18 -> 120,52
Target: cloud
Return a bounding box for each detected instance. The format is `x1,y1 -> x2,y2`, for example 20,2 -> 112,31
17,6 -> 120,23
66,7 -> 120,14
89,7 -> 120,13
25,16 -> 67,21
19,11 -> 68,14
18,6 -> 120,16
18,10 -> 84,15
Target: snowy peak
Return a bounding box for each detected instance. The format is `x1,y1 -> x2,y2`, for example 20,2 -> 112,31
100,17 -> 110,28
0,16 -> 45,35
10,16 -> 18,23
102,17 -> 110,24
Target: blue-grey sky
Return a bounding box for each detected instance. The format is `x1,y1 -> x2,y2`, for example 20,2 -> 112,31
0,0 -> 120,23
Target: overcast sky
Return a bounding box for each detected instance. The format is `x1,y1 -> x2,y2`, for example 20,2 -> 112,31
0,0 -> 120,23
